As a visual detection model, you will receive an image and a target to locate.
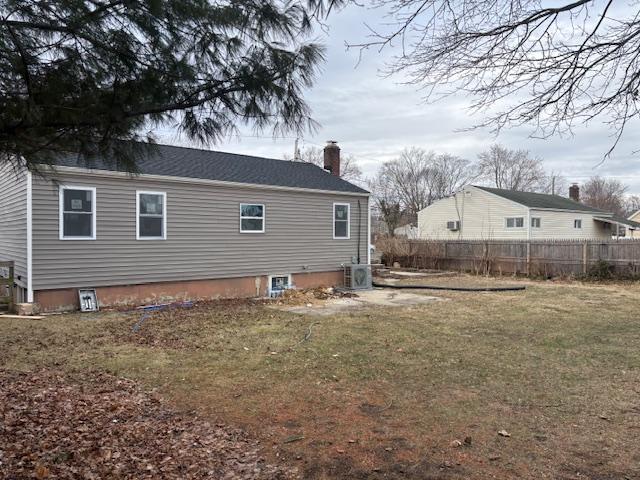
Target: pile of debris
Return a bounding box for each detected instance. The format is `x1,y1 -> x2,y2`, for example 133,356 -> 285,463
271,287 -> 357,306
0,369 -> 297,479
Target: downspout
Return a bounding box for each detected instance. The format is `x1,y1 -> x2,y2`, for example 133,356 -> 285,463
367,197 -> 371,265
357,200 -> 361,264
26,170 -> 33,303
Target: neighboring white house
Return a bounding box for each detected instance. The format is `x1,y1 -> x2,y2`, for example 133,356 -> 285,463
393,224 -> 419,239
417,185 -> 640,240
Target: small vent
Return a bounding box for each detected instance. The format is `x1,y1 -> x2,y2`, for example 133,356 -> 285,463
344,265 -> 372,290
446,220 -> 460,231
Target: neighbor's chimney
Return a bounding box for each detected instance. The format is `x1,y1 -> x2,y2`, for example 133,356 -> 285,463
323,140 -> 340,177
569,183 -> 580,202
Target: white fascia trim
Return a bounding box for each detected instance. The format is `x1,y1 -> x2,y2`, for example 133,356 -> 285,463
26,171 -> 33,303
136,190 -> 167,240
333,202 -> 351,240
530,207 -> 611,215
42,165 -> 370,198
629,209 -> 640,221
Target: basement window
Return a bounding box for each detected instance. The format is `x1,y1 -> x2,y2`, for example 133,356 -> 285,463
531,217 -> 541,228
505,217 -> 524,228
333,203 -> 350,239
59,186 -> 96,240
240,204 -> 265,233
137,191 -> 166,240
269,274 -> 292,297
574,219 -> 582,229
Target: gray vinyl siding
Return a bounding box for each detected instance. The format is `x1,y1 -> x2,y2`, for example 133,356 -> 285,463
0,163 -> 27,287
32,172 -> 369,290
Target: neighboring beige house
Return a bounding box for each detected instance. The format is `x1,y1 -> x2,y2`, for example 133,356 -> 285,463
0,141 -> 370,311
418,185 -> 640,240
393,224 -> 419,239
629,211 -> 640,237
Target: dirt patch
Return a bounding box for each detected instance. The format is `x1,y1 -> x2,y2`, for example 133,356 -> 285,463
274,288 -> 443,316
0,369 -> 296,479
267,287 -> 358,306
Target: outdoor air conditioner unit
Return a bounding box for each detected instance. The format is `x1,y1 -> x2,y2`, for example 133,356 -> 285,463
447,220 -> 460,231
344,264 -> 372,290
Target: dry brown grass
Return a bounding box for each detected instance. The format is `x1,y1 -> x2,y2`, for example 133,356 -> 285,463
1,281 -> 639,479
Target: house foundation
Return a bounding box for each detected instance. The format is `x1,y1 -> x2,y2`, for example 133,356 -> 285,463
34,270 -> 344,312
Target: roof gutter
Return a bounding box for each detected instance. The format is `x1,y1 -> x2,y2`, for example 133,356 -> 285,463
529,207 -> 611,215
36,165 -> 370,197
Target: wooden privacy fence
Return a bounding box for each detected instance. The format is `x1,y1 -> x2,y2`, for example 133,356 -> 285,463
0,261 -> 15,312
384,239 -> 640,277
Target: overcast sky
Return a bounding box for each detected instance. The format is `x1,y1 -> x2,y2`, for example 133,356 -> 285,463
153,2 -> 640,195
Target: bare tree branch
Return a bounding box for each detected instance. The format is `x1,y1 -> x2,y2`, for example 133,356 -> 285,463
348,1 -> 640,156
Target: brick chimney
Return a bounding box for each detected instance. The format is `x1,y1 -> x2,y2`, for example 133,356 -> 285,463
569,183 -> 580,202
323,141 -> 340,177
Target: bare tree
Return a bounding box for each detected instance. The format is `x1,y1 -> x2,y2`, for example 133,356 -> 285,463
625,195 -> 640,217
348,1 -> 640,156
367,147 -> 475,235
383,148 -> 434,215
581,177 -> 628,215
382,147 -> 475,215
367,173 -> 404,236
284,146 -> 363,184
540,171 -> 569,197
477,144 -> 546,191
429,153 -> 477,199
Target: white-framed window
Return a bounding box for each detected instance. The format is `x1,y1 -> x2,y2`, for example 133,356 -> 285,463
574,219 -> 582,229
268,274 -> 292,297
59,186 -> 96,240
240,203 -> 265,233
531,217 -> 541,228
505,217 -> 524,228
137,191 -> 166,240
333,202 -> 350,239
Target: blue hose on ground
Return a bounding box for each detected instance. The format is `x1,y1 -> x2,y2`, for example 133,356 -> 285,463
131,301 -> 194,333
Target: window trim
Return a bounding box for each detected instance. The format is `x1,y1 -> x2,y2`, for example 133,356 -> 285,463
574,219 -> 582,229
531,217 -> 541,228
239,203 -> 266,233
59,185 -> 97,240
333,202 -> 351,239
505,216 -> 525,229
268,274 -> 292,296
136,191 -> 167,240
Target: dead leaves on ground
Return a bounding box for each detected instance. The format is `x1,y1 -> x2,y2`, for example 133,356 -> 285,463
0,369 -> 297,479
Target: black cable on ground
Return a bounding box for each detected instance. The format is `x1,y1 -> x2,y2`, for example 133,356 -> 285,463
372,281 -> 526,292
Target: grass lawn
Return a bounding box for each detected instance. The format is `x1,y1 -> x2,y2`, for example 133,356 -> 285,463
1,277 -> 639,479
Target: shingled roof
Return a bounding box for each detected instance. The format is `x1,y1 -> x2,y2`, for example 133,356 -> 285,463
474,185 -> 606,213
47,143 -> 369,195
